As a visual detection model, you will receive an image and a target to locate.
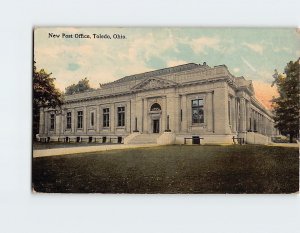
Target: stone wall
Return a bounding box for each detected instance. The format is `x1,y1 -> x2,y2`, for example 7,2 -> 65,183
246,132 -> 270,145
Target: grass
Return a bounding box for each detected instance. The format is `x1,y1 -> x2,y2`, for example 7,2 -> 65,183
32,145 -> 299,194
33,141 -> 114,150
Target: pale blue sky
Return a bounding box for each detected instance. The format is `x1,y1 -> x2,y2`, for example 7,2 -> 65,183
34,27 -> 300,107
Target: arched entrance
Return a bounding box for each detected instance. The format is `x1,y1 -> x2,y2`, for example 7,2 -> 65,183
150,103 -> 161,133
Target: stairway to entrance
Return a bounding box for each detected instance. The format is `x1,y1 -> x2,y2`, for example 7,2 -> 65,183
127,133 -> 161,144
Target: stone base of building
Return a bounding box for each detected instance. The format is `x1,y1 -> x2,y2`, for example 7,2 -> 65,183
37,132 -> 272,146
124,132 -> 140,144
157,132 -> 176,145
175,134 -> 236,145
38,135 -> 126,144
244,132 -> 271,145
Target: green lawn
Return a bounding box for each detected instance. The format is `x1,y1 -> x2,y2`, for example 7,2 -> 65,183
32,145 -> 299,193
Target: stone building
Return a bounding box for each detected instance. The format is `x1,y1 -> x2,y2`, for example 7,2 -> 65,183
38,63 -> 278,145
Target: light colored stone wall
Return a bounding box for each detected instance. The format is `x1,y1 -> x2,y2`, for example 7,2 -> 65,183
38,63 -> 278,144
175,134 -> 235,145
213,86 -> 231,135
246,132 -> 270,145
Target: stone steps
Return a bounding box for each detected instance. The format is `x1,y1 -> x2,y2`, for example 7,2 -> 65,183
128,133 -> 161,144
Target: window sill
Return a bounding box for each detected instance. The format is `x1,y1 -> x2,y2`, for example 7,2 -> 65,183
191,124 -> 206,128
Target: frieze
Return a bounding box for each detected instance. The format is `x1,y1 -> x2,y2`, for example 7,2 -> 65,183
131,77 -> 178,90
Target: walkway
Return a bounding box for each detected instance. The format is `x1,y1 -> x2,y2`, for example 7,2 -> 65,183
33,144 -> 158,158
268,142 -> 299,148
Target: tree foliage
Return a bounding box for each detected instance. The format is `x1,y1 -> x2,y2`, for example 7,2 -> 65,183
65,77 -> 94,95
271,59 -> 299,142
33,62 -> 63,138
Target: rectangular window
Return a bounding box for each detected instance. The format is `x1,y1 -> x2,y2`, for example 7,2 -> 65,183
50,114 -> 55,130
180,109 -> 182,122
66,112 -> 72,129
192,99 -> 204,124
90,112 -> 94,127
103,108 -> 110,127
117,106 -> 125,127
77,111 -> 83,129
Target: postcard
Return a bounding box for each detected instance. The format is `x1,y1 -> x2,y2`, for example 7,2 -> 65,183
32,27 -> 299,193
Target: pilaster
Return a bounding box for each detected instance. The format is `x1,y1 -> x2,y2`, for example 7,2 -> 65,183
206,92 -> 213,132
110,102 -> 115,133
143,98 -> 148,133
83,106 -> 87,134
96,106 -> 100,133
126,101 -> 131,133
39,108 -> 45,135
71,109 -> 75,134
161,96 -> 167,132
239,97 -> 247,133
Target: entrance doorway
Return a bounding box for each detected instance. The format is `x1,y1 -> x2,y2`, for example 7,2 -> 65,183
153,119 -> 160,133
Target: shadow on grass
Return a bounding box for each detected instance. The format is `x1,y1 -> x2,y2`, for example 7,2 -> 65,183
32,145 -> 299,194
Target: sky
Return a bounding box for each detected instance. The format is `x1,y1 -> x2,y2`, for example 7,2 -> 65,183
34,27 -> 300,109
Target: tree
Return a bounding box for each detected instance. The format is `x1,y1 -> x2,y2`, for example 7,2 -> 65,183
65,77 -> 94,95
271,59 -> 299,143
33,62 -> 63,139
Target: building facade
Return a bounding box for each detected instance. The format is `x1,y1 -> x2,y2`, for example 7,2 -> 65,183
38,63 -> 278,144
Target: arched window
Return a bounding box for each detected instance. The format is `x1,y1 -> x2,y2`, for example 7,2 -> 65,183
150,103 -> 161,111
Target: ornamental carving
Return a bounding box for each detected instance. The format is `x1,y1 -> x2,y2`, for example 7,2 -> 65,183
132,77 -> 178,90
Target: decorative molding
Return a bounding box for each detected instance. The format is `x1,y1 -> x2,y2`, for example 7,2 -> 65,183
131,77 -> 178,91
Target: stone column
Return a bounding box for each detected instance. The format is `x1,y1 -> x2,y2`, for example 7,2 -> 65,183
260,114 -> 262,133
255,112 -> 258,132
143,98 -> 148,133
110,103 -> 115,133
166,93 -> 175,132
39,108 -> 45,135
60,111 -> 64,134
173,95 -> 180,133
258,113 -> 261,133
263,116 -> 267,135
161,96 -> 167,132
252,111 -> 255,131
126,101 -> 131,133
239,98 -> 247,133
266,120 -> 270,136
206,92 -> 213,132
83,106 -> 87,134
131,98 -> 136,132
96,106 -> 100,133
55,114 -> 61,135
246,100 -> 250,131
231,97 -> 237,133
228,97 -> 232,132
71,109 -> 75,134
44,111 -> 48,134
135,98 -> 143,132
